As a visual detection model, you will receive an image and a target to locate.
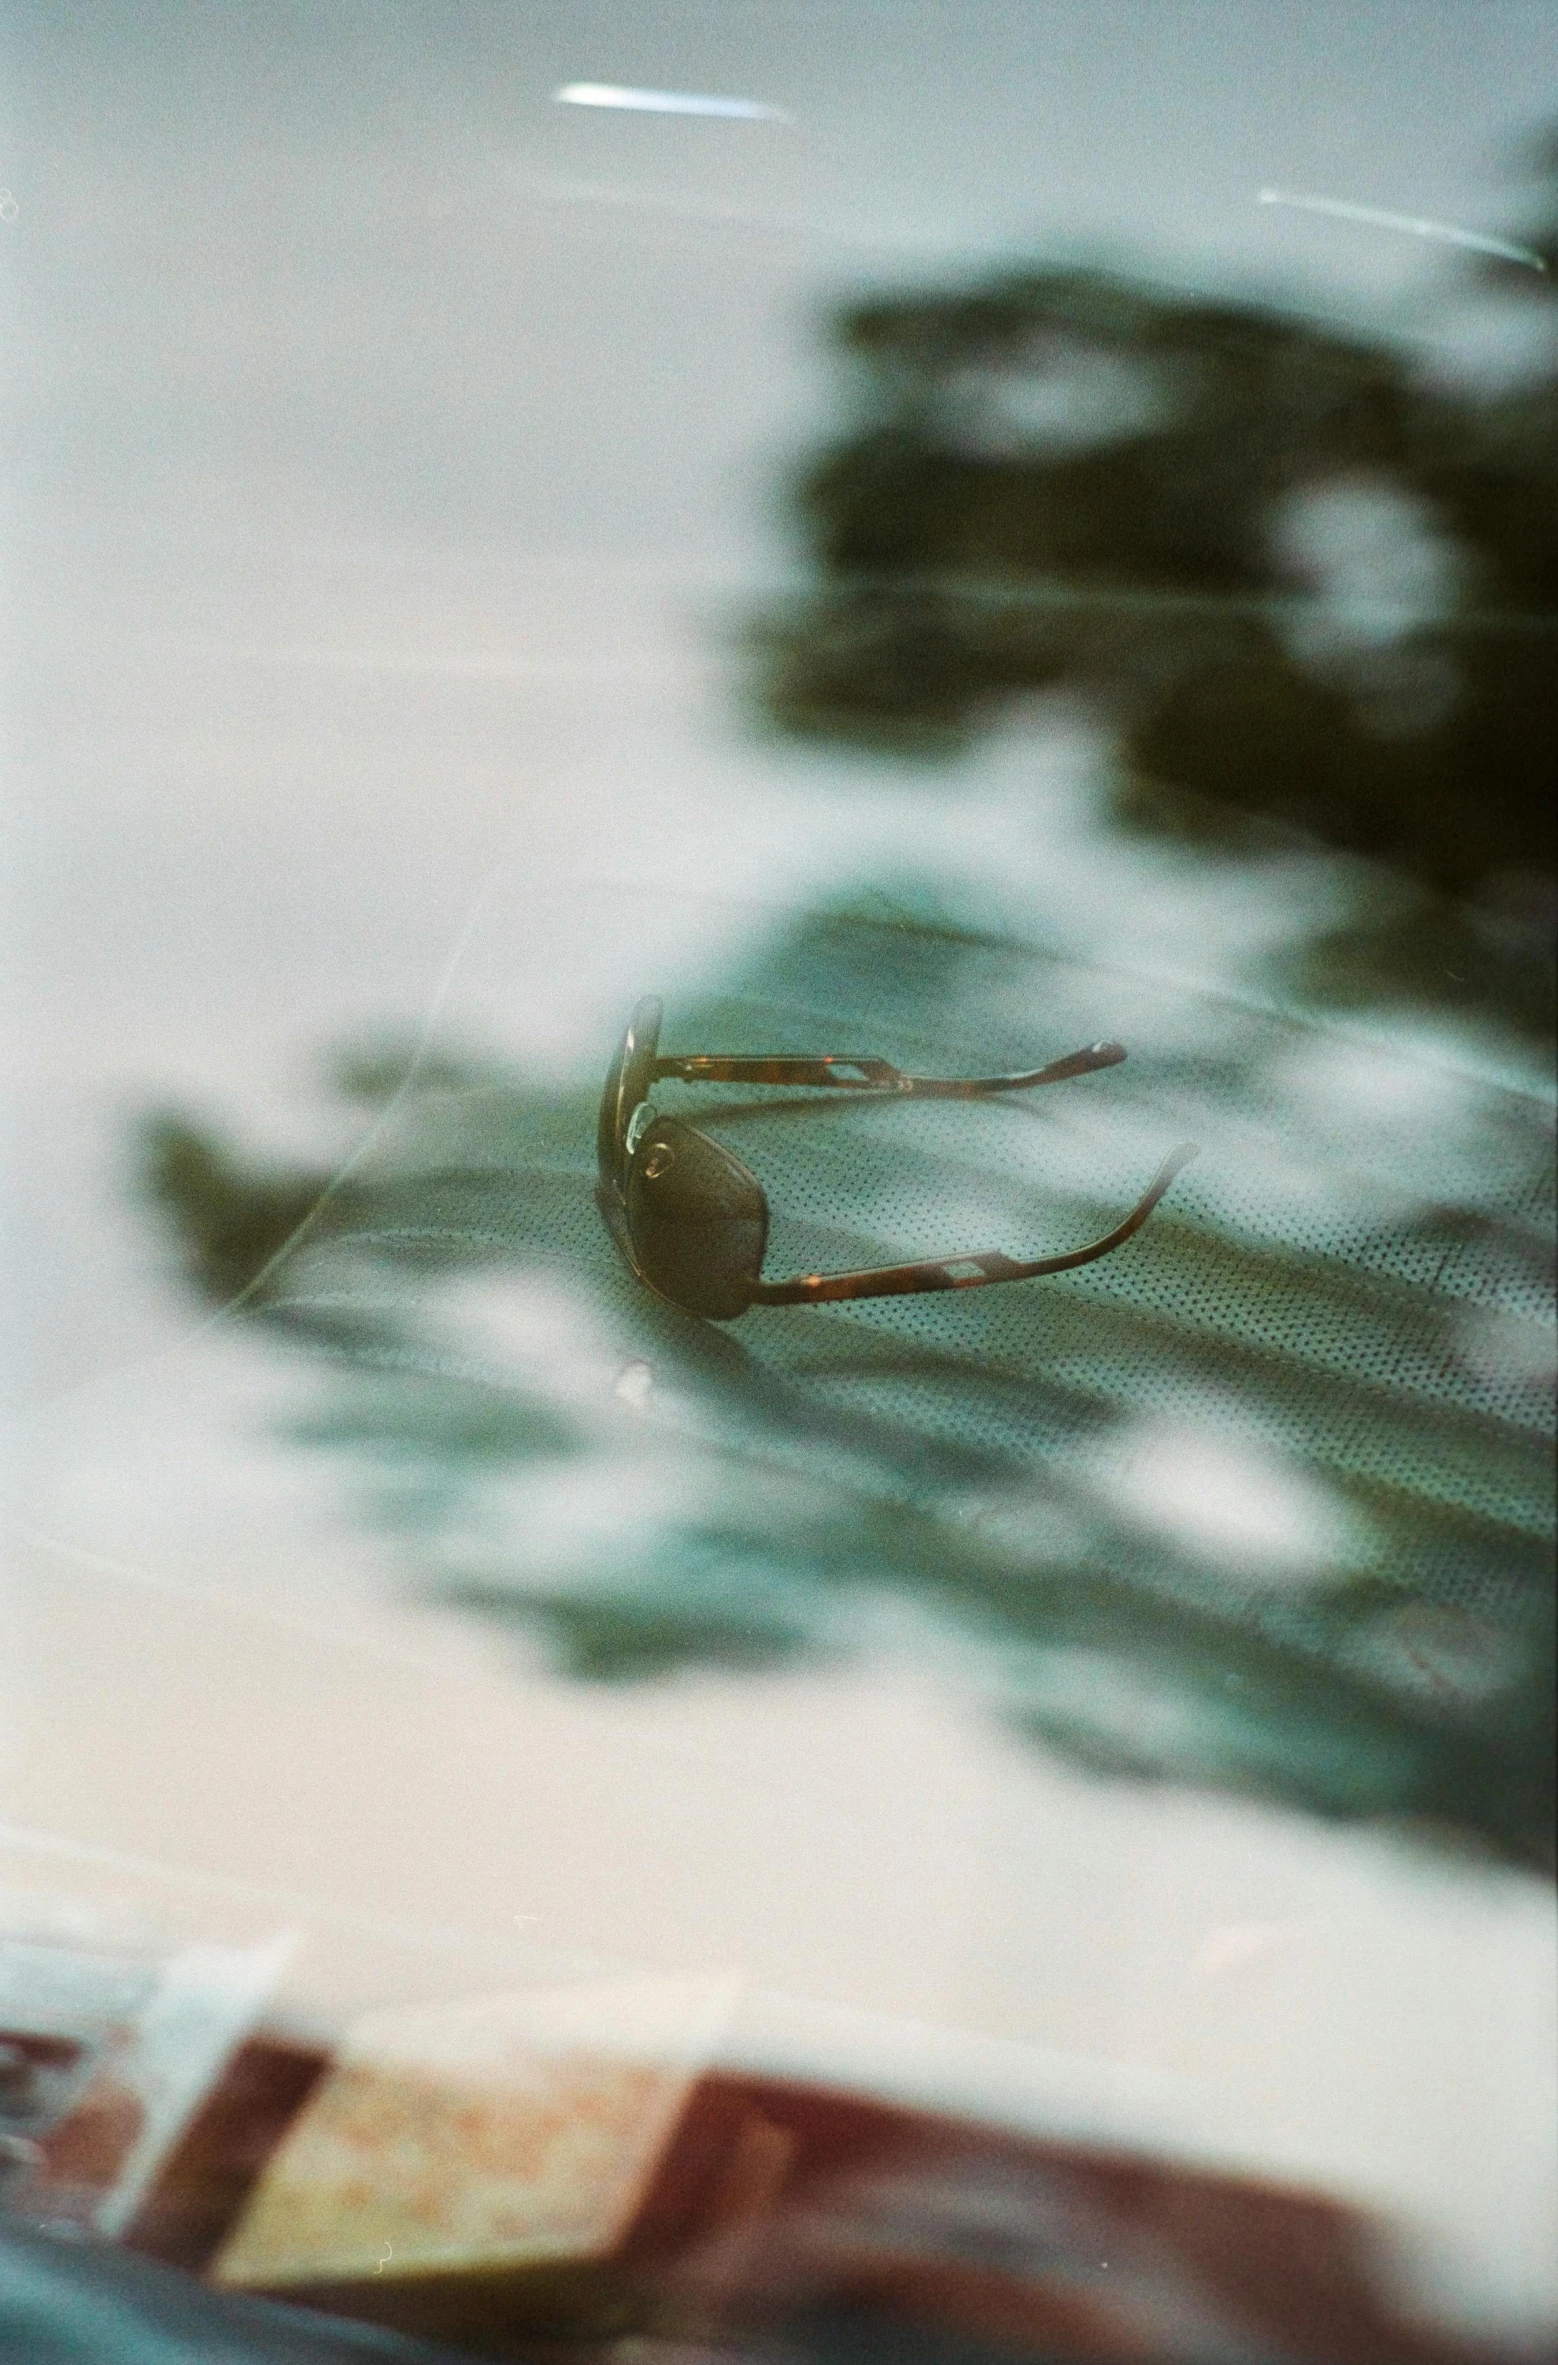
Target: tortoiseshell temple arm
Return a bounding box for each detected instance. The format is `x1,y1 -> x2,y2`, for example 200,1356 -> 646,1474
749,1142 -> 1199,1306
653,1041 -> 1127,1096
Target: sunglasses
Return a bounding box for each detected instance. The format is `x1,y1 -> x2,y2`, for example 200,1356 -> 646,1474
596,996 -> 1197,1321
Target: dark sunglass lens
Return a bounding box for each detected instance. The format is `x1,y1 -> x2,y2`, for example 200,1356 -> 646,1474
597,996 -> 662,1193
625,1116 -> 768,1320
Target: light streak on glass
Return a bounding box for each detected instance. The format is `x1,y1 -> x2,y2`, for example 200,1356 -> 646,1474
554,82 -> 789,123
1258,186 -> 1546,271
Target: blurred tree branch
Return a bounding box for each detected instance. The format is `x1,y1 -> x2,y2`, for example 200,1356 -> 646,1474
753,145 -> 1557,926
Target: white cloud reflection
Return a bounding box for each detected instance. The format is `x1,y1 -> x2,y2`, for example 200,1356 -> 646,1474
1106,1421 -> 1366,1585
938,341 -> 1173,460
1268,477 -> 1466,737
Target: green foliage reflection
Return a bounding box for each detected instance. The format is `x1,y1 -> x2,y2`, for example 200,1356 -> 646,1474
135,898 -> 1555,1872
751,144 -> 1557,1047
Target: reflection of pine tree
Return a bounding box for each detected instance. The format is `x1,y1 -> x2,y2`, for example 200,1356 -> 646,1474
753,139 -> 1557,1031
135,900 -> 1556,1872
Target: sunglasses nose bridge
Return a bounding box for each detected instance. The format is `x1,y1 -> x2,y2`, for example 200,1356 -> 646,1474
599,998 -> 664,1194
624,1098 -> 658,1159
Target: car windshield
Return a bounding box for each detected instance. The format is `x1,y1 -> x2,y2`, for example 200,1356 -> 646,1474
2,8 -> 1554,2363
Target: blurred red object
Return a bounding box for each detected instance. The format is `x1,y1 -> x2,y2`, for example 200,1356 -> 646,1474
109,2032 -> 1528,2365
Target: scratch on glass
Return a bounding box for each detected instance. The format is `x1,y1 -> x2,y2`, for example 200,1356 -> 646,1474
1258,186 -> 1547,271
